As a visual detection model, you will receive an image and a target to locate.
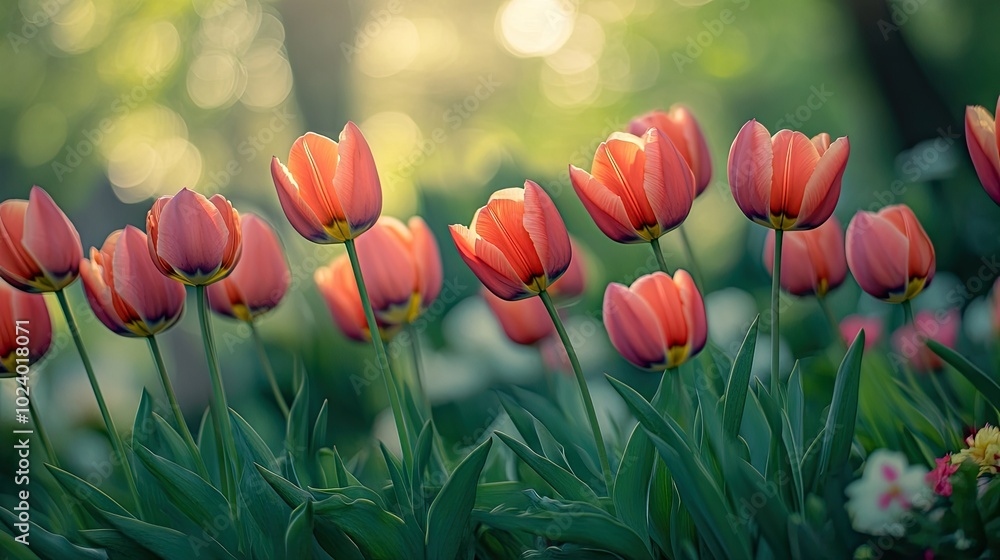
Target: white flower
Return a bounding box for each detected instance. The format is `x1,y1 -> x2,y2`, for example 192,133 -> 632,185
845,450 -> 931,536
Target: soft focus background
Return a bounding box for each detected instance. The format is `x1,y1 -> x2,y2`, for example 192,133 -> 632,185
2,0 -> 1000,491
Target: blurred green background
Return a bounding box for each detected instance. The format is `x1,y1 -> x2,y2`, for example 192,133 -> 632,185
2,0 -> 1000,493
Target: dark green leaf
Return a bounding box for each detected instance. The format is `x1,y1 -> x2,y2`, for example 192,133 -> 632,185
723,317 -> 758,440
0,507 -> 106,559
426,438 -> 493,560
928,340 -> 1000,409
285,500 -> 314,559
818,331 -> 865,486
313,494 -> 421,560
495,432 -> 600,506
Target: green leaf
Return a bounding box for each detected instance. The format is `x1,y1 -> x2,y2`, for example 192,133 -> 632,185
497,392 -> 542,453
0,531 -> 42,560
285,500 -> 314,559
133,445 -> 238,552
411,420 -> 435,527
473,497 -> 652,560
99,510 -> 238,560
45,464 -> 131,518
473,481 -> 533,511
151,413 -> 201,475
380,443 -> 414,523
312,494 -> 421,560
311,399 -> 329,457
928,340 -> 1000,409
231,409 -> 278,471
817,330 -> 865,487
495,432 -> 600,506
286,373 -> 310,476
79,529 -> 152,558
723,316 -> 758,440
612,423 -> 655,546
0,507 -> 107,559
426,438 -> 493,560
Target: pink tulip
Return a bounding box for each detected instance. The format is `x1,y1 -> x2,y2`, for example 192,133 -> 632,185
603,270 -> 707,370
728,120 -> 849,230
762,217 -> 847,297
207,215 -> 290,322
547,237 -> 587,301
965,98 -> 1000,205
450,181 -> 571,300
146,188 -> 242,286
316,216 -> 442,340
570,129 -> 695,243
891,309 -> 959,373
0,280 -> 52,375
482,288 -> 555,345
846,205 -> 935,303
628,105 -> 712,195
839,315 -> 882,350
80,227 -> 186,337
271,124 -> 382,244
0,186 -> 82,293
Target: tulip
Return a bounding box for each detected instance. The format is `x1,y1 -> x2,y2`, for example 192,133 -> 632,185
81,227 -> 186,337
846,205 -> 935,304
840,315 -> 883,351
891,309 -> 959,373
728,120 -> 849,231
315,255 -> 375,341
0,281 -> 51,376
207,215 -> 290,322
603,270 -> 707,371
965,98 -> 1000,206
762,217 -> 847,297
0,186 -> 82,293
146,188 -> 242,286
482,288 -> 554,346
450,181 -> 571,301
569,129 -> 695,246
271,124 -> 382,244
547,237 -> 587,301
628,105 -> 712,195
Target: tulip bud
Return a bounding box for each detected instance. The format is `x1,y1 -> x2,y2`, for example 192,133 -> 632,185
207,215 -> 290,322
839,315 -> 882,350
0,281 -> 52,376
628,105 -> 712,196
891,309 -> 958,373
482,288 -> 555,345
0,186 -> 83,293
763,217 -> 847,297
846,205 -> 934,303
965,99 -> 1000,206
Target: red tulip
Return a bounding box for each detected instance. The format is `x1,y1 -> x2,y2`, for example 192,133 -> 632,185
0,186 -> 82,293
80,226 -> 186,337
547,237 -> 587,301
846,205 -> 935,303
450,181 -> 571,300
271,123 -> 382,244
728,120 -> 849,230
570,128 -> 695,243
207,215 -> 290,322
482,288 -> 554,345
316,216 -> 442,340
603,270 -> 706,370
628,105 -> 712,195
762,217 -> 847,297
839,315 -> 882,350
0,280 -> 52,375
965,99 -> 1000,205
891,309 -> 959,373
146,188 -> 242,286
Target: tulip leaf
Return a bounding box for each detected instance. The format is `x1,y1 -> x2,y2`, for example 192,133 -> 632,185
0,532 -> 42,560
79,529 -> 153,558
495,431 -> 600,506
426,438 -> 493,560
44,463 -> 132,518
151,413 -> 201,475
411,420 -> 435,527
285,499 -> 315,559
380,442 -> 415,524
817,330 -> 865,487
231,410 -> 287,559
723,316 -> 758,440
98,509 -> 238,560
928,340 -> 1000,409
612,423 -> 655,547
497,392 -> 543,453
310,399 -> 329,458
0,507 -> 107,560
286,372 -> 310,480
312,494 -> 421,560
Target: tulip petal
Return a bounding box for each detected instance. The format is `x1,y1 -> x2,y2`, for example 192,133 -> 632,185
287,132 -> 343,226
155,189 -> 228,282
593,134 -> 656,230
569,165 -> 641,243
674,269 -> 707,356
271,157 -> 331,242
409,217 -> 443,306
80,253 -> 131,335
450,225 -> 529,300
795,137 -> 849,229
522,181 -> 571,283
0,201 -> 41,290
209,195 -> 242,276
233,215 -> 290,315
632,272 -> 689,350
965,104 -> 1000,205
357,217 -> 416,316
316,258 -> 369,342
603,282 -> 667,370
334,122 -> 383,236
641,128 -> 695,233
769,130 -> 820,227
21,187 -> 82,288
483,289 -> 553,345
114,226 -> 186,333
728,120 -> 773,225
846,212 -> 909,299
882,205 -> 935,282
473,190 -> 545,284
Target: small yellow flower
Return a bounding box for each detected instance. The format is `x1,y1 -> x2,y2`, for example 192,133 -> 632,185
951,424 -> 1000,475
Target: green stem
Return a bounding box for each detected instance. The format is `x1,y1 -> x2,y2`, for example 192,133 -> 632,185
345,239 -> 413,465
56,289 -> 144,519
677,226 -> 705,288
771,230 -> 783,393
148,336 -> 207,478
818,296 -> 846,351
249,322 -> 289,419
196,286 -> 240,514
539,290 -> 614,501
650,238 -> 670,274
27,397 -> 58,469
902,300 -> 915,326
406,324 -> 427,409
